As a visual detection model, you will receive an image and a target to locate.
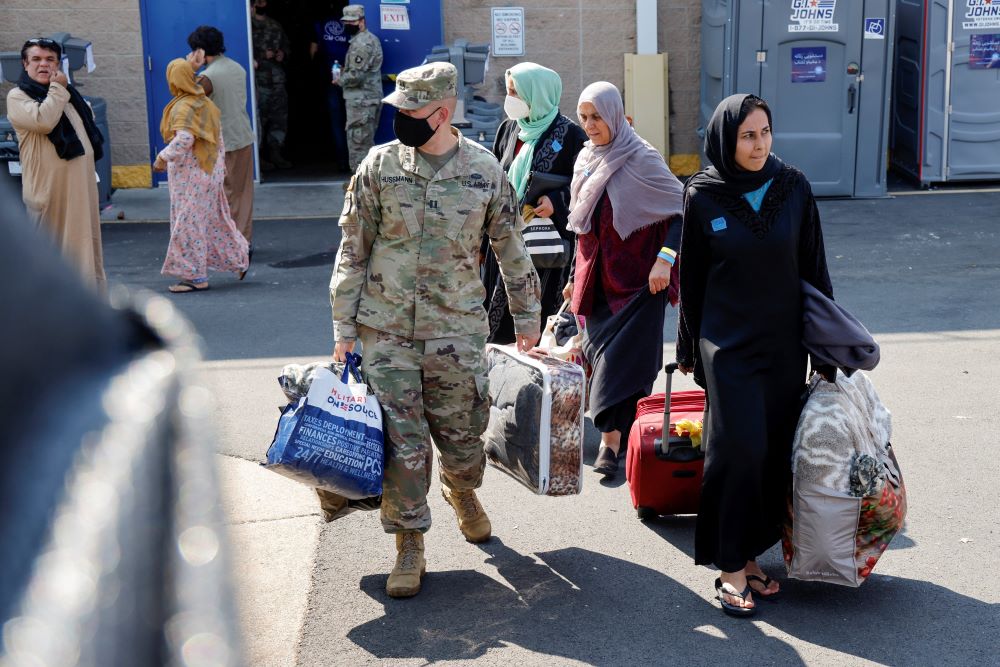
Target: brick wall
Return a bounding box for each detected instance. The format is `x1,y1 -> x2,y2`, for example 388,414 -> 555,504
658,0 -> 701,156
0,0 -> 150,167
444,0 -> 702,161
1,1 -> 704,172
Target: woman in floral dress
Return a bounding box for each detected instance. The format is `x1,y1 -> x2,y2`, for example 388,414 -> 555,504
155,54 -> 248,293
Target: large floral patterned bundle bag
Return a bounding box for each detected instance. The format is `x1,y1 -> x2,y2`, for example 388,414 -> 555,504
782,370 -> 907,587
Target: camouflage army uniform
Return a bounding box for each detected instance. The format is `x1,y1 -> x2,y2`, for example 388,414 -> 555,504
340,28 -> 383,170
330,124 -> 541,534
252,13 -> 290,158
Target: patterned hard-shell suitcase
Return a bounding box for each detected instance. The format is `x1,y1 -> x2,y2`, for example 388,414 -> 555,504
482,344 -> 585,495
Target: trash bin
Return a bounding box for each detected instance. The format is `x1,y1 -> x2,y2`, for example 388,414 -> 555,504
85,96 -> 112,206
0,117 -> 21,193
0,55 -> 22,194
462,44 -> 490,85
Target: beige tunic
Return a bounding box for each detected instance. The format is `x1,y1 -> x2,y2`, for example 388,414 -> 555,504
7,84 -> 106,290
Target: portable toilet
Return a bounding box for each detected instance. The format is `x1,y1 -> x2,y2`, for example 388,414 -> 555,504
891,0 -> 1000,185
700,0 -> 896,197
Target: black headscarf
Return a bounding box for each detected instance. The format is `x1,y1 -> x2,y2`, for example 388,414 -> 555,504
689,93 -> 781,196
17,71 -> 104,162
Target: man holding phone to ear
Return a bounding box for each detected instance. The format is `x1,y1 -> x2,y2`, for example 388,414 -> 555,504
6,38 -> 106,291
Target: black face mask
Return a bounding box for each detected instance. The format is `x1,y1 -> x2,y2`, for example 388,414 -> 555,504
393,108 -> 441,148
344,23 -> 360,36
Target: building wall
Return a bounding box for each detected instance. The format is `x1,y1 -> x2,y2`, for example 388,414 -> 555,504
658,0 -> 702,170
1,1 -> 704,183
443,0 -> 702,173
0,0 -> 151,185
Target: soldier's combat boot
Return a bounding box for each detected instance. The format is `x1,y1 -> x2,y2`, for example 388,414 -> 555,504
386,531 -> 426,598
441,487 -> 492,543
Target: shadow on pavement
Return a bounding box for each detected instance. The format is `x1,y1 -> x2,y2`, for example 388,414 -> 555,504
347,538 -> 995,665
770,574 -> 997,665
347,540 -> 805,665
268,250 -> 337,269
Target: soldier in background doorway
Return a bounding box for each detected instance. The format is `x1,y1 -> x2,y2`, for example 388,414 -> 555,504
309,7 -> 351,172
251,0 -> 292,169
335,4 -> 383,171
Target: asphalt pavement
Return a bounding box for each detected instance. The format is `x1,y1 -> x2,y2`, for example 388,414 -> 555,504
102,186 -> 1000,666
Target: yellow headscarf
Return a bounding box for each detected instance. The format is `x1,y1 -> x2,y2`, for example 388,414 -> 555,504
160,58 -> 221,174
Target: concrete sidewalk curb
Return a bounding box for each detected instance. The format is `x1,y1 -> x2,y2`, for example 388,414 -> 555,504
100,181 -> 347,224
217,454 -> 321,667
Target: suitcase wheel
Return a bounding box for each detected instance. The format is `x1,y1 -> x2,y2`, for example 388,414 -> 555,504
636,506 -> 657,521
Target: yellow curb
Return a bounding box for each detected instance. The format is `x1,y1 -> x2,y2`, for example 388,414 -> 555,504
111,164 -> 151,189
669,153 -> 701,177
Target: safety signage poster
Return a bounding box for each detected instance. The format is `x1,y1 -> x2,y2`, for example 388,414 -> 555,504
969,33 -> 1000,68
380,5 -> 410,30
791,47 -> 828,82
789,0 -> 839,33
864,17 -> 886,39
492,7 -> 525,56
964,1 -> 1000,30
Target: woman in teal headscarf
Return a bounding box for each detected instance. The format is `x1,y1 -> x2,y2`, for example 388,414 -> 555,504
483,62 -> 587,344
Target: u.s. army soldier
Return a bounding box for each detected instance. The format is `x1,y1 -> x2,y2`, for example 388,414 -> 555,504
335,4 -> 383,171
329,62 -> 541,599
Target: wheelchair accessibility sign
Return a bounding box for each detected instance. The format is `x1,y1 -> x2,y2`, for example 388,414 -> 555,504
864,17 -> 886,39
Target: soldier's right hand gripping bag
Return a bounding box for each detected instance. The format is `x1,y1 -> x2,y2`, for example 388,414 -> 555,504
265,352 -> 384,499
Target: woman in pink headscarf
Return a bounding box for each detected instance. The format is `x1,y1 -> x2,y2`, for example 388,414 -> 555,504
564,81 -> 684,479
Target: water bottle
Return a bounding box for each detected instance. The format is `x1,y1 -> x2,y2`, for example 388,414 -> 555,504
331,60 -> 341,83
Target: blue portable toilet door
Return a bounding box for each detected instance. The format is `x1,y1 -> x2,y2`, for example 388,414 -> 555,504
945,5 -> 1000,179
759,1 -> 864,197
139,0 -> 257,186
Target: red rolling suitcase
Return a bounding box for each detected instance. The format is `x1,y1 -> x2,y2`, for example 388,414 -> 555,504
625,362 -> 706,519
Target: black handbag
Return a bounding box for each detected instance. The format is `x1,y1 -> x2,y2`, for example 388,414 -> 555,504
522,172 -> 572,270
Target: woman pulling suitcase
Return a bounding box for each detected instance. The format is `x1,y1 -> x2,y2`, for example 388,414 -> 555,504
564,81 -> 684,479
676,94 -> 834,617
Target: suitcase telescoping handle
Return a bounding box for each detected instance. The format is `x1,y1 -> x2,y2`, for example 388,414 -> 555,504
662,362 -> 678,440
654,362 -> 702,463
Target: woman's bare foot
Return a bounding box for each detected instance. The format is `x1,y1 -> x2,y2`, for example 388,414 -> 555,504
719,570 -> 755,610
745,560 -> 780,597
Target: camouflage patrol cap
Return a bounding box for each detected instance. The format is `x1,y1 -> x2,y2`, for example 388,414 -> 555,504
382,62 -> 458,110
341,4 -> 364,21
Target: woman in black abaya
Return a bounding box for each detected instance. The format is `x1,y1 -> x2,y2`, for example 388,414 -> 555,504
676,94 -> 833,617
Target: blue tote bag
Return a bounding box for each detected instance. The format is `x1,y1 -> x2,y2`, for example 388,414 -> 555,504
265,353 -> 384,499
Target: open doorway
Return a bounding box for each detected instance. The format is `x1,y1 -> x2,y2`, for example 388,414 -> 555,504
251,0 -> 349,183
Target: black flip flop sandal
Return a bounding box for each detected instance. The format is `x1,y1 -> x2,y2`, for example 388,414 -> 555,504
168,280 -> 210,294
746,574 -> 781,601
715,577 -> 756,618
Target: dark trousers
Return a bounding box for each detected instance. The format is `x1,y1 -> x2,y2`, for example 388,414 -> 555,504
327,85 -> 349,171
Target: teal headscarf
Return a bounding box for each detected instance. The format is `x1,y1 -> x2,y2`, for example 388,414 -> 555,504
505,63 -> 562,201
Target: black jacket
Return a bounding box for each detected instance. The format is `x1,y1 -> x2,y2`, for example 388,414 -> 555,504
492,114 -> 586,239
